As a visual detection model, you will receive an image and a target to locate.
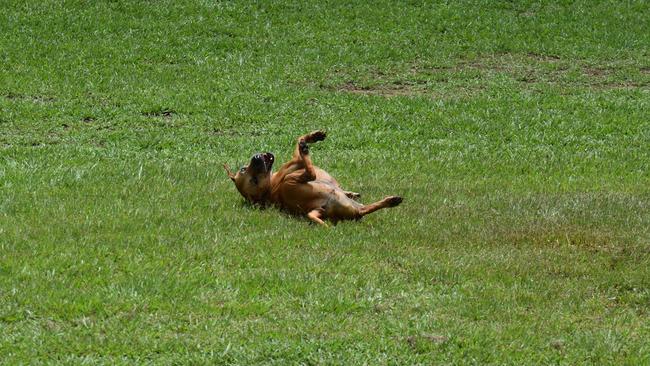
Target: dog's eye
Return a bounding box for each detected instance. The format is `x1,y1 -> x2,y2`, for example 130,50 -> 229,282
240,167 -> 246,173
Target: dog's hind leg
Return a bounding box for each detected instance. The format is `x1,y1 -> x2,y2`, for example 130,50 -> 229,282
358,196 -> 403,217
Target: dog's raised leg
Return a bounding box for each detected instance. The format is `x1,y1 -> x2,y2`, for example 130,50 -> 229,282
292,130 -> 326,182
299,130 -> 327,146
358,196 -> 403,217
297,140 -> 317,181
273,131 -> 326,184
289,130 -> 327,167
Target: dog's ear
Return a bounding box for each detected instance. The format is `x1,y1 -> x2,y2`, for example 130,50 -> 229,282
223,163 -> 235,181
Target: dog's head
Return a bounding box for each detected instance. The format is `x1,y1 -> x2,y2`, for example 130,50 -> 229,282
224,152 -> 275,204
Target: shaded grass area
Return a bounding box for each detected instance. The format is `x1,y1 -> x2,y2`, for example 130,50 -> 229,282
1,0 -> 650,364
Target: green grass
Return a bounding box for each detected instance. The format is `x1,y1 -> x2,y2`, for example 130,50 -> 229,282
1,0 -> 649,364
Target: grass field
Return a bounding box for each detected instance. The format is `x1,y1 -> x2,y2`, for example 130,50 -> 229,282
1,0 -> 649,364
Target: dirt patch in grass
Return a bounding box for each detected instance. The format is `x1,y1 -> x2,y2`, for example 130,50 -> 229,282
526,52 -> 561,62
582,66 -> 610,77
326,53 -> 648,97
142,108 -> 176,118
405,334 -> 449,353
210,127 -> 268,137
497,224 -> 618,253
327,77 -> 479,99
336,81 -> 430,97
13,139 -> 62,148
3,92 -> 56,104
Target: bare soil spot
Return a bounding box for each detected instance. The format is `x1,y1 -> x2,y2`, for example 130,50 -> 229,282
95,124 -> 114,132
496,223 -> 621,255
210,128 -> 267,137
336,81 -> 428,97
3,92 -> 56,104
590,80 -> 647,90
550,339 -> 565,351
22,139 -> 60,147
583,67 -> 610,77
527,52 -> 561,62
142,109 -> 176,118
422,334 -> 449,344
406,334 -> 449,352
327,53 -> 647,97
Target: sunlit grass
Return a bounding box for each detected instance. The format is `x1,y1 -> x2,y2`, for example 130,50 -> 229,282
1,0 -> 649,364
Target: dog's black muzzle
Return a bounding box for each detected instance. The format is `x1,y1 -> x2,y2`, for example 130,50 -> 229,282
250,152 -> 274,172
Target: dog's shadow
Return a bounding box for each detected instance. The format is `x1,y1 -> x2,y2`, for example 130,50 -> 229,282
236,200 -> 267,210
236,199 -> 318,225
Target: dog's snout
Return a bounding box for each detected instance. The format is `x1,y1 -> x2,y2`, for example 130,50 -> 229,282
249,153 -> 268,171
248,152 -> 275,173
264,152 -> 274,164
251,155 -> 263,165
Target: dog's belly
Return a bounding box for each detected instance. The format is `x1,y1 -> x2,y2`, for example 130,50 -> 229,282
278,179 -> 359,218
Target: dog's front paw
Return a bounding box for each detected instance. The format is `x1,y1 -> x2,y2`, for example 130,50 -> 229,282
299,140 -> 309,155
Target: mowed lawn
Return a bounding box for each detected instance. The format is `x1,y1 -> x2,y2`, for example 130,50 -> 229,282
1,0 -> 649,364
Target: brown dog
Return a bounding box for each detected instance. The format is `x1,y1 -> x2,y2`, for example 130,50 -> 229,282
224,131 -> 402,226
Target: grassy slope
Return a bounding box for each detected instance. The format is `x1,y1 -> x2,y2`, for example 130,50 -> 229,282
1,0 -> 649,364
